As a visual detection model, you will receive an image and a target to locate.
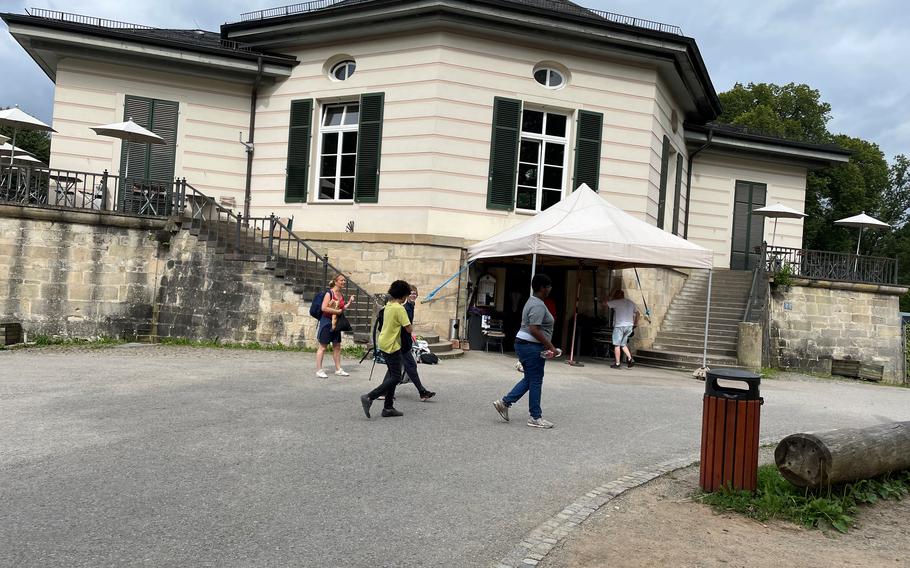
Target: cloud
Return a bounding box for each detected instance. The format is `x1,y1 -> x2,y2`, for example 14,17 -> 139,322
2,0 -> 907,160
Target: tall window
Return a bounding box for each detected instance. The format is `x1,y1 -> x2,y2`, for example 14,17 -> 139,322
515,109 -> 568,212
317,103 -> 360,201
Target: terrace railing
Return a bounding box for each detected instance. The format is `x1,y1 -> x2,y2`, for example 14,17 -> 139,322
0,163 -> 177,217
763,245 -> 899,286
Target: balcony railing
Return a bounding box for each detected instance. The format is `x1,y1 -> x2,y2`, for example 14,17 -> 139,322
0,163 -> 178,217
763,244 -> 899,286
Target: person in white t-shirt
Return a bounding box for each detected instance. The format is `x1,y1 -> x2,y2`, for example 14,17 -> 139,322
606,290 -> 640,369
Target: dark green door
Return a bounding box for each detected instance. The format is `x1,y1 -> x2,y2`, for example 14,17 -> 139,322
730,180 -> 767,270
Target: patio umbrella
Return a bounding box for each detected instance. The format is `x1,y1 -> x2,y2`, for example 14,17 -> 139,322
0,134 -> 8,145
0,106 -> 55,189
834,212 -> 890,255
0,142 -> 37,158
752,203 -> 807,246
91,118 -> 164,179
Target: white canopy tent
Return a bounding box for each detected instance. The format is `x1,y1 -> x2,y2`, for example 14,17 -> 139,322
467,185 -> 716,368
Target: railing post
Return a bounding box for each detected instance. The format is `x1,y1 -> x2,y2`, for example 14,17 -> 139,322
323,254 -> 329,286
100,169 -> 109,211
236,213 -> 243,253
267,213 -> 276,261
894,257 -> 899,285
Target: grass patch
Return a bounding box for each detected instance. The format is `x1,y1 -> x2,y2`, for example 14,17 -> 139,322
700,464 -> 910,533
156,337 -> 366,359
1,335 -> 126,350
759,367 -> 779,379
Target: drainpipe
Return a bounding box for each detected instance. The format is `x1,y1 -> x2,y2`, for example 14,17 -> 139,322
243,56 -> 264,222
683,127 -> 714,240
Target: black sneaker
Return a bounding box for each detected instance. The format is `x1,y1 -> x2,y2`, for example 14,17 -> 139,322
420,391 -> 436,401
381,408 -> 404,417
611,363 -> 622,369
360,394 -> 372,419
627,359 -> 635,369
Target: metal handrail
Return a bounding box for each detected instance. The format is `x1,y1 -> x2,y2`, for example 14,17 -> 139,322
764,245 -> 899,286
236,0 -> 684,35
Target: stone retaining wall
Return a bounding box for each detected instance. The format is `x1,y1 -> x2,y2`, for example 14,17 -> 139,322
0,207 -> 164,339
769,279 -> 908,383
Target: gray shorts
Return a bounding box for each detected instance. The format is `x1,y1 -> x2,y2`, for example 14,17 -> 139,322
612,325 -> 634,346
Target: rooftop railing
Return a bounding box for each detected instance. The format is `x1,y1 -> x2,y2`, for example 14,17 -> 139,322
24,8 -> 258,53
236,0 -> 684,35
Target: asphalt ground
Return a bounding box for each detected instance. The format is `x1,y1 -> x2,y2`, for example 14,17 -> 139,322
2,345 -> 909,567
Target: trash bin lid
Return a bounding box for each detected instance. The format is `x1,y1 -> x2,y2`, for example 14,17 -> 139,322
705,368 -> 760,400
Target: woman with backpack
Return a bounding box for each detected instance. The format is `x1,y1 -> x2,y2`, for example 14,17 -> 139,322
399,284 -> 436,400
315,273 -> 355,379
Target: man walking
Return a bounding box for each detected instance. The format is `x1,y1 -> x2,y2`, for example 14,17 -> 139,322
607,290 -> 639,369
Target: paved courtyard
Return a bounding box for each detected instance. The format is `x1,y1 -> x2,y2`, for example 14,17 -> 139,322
2,345 -> 910,567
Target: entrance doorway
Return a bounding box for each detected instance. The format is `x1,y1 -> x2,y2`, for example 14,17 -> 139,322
730,180 -> 766,270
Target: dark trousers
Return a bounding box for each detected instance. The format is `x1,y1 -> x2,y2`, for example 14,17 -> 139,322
401,349 -> 429,396
368,349 -> 402,409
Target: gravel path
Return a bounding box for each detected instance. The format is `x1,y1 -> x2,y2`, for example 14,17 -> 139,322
2,345 -> 909,567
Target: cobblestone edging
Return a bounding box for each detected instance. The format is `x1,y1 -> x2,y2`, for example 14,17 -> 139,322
494,455 -> 699,568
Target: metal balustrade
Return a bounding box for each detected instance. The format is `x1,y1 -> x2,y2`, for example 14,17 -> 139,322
763,245 -> 898,286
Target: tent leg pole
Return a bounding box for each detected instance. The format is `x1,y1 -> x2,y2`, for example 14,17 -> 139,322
703,268 -> 713,369
566,275 -> 583,367
530,253 -> 537,294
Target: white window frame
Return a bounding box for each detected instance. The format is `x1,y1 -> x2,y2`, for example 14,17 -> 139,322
330,60 -> 356,81
315,102 -> 359,202
533,68 -> 566,90
515,109 -> 570,213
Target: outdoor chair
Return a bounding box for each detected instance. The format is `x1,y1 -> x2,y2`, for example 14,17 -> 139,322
481,315 -> 506,354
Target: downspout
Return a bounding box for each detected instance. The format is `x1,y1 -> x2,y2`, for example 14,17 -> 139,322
683,127 -> 714,240
243,56 -> 264,221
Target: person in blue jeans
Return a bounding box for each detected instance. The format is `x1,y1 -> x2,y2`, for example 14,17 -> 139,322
493,273 -> 559,429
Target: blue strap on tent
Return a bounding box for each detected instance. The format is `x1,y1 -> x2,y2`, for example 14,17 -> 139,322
424,261 -> 473,302
633,267 -> 652,320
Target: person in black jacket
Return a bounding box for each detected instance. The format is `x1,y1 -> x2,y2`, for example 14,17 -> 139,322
400,284 -> 436,401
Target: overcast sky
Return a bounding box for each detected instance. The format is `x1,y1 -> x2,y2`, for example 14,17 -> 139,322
1,0 -> 907,161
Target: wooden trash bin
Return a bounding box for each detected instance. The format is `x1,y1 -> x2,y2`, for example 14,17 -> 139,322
700,368 -> 763,492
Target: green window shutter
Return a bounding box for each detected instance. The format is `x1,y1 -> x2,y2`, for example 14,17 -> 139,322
573,110 -> 603,191
285,99 -> 313,203
486,97 -> 522,211
671,152 -> 683,235
147,99 -> 178,183
120,96 -> 152,180
657,136 -> 671,229
354,92 -> 384,204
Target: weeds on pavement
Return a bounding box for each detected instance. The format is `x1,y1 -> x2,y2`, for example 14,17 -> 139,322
1,335 -> 125,350
157,337 -> 366,359
699,465 -> 910,533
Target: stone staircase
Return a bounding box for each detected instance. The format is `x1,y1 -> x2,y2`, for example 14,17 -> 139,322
414,330 -> 464,360
635,270 -> 753,371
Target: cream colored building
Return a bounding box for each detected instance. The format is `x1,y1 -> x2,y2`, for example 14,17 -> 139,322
4,1 -> 850,344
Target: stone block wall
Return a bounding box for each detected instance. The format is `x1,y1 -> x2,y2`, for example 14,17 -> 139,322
769,279 -> 907,383
307,233 -> 465,338
0,207 -> 163,339
618,267 -> 689,350
154,231 -> 317,345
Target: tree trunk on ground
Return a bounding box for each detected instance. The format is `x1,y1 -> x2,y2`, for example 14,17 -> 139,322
774,421 -> 910,489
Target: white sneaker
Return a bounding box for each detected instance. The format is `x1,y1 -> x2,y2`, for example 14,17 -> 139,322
527,417 -> 554,429
316,369 -> 328,378
335,368 -> 350,376
493,399 -> 510,422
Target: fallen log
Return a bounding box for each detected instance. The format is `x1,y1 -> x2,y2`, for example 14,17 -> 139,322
774,421 -> 910,489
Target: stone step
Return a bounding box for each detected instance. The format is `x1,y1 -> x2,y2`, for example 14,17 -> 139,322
635,348 -> 737,366
661,317 -> 742,330
436,348 -> 464,360
652,343 -> 737,357
417,334 -> 441,344
656,331 -> 739,344
426,341 -> 452,353
666,306 -> 745,317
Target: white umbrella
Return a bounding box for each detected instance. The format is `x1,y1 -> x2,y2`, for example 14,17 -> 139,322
0,134 -> 8,145
8,153 -> 45,165
834,212 -> 891,255
752,203 -> 807,246
0,106 -> 55,189
91,118 -> 165,179
0,142 -> 37,157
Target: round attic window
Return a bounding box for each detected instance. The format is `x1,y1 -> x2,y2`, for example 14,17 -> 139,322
331,60 -> 356,81
534,67 -> 565,89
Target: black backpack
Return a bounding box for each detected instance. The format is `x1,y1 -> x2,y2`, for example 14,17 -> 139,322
420,352 -> 439,365
310,289 -> 330,320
